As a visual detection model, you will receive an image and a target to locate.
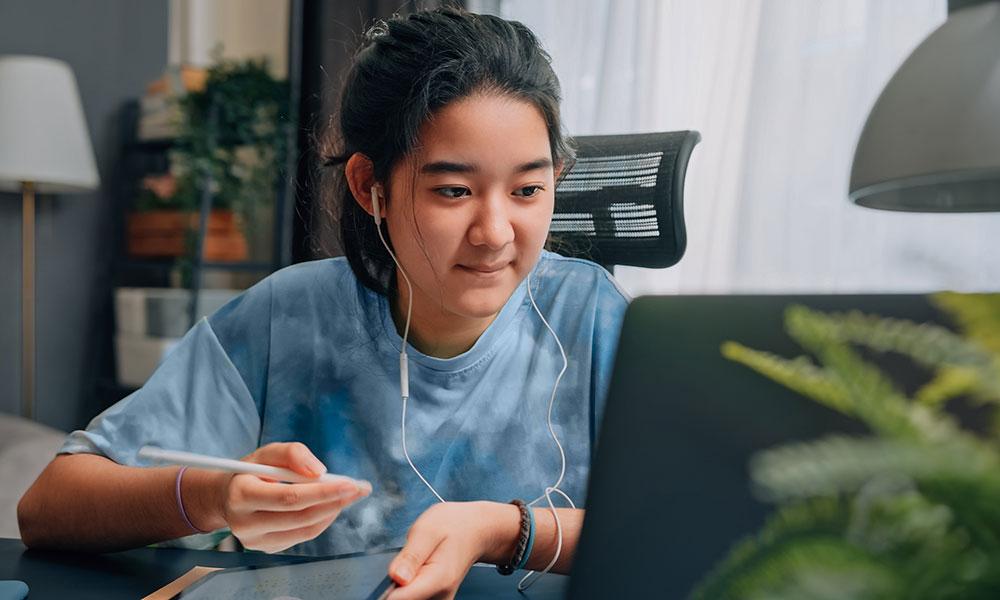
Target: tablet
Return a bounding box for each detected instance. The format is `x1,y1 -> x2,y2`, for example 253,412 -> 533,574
170,551 -> 398,600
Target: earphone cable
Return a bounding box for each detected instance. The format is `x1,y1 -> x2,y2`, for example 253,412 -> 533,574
375,219 -> 446,503
377,205 -> 572,583
517,268 -> 574,591
375,221 -> 413,355
525,271 -> 571,503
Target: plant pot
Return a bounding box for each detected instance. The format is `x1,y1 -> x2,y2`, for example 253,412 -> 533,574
126,209 -> 248,261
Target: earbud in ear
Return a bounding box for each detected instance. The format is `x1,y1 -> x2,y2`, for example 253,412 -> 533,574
371,185 -> 382,225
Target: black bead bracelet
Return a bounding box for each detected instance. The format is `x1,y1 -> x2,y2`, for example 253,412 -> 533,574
497,498 -> 532,576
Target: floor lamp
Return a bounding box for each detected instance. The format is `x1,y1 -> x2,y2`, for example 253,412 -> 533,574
0,56 -> 99,421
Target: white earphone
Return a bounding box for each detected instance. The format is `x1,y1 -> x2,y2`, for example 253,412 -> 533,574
372,184 -> 410,401
369,181 -> 571,590
371,184 -> 383,226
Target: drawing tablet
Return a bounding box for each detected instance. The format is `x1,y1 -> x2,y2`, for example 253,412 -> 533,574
170,550 -> 397,600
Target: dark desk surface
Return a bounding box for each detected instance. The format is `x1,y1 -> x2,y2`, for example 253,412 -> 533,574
0,538 -> 567,599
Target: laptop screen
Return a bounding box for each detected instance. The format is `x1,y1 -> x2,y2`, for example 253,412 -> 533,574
569,294 -> 943,599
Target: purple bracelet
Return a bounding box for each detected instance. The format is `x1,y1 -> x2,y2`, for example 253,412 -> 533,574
175,466 -> 212,534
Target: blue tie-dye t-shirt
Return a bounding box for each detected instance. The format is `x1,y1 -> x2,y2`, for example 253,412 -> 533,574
60,251 -> 629,556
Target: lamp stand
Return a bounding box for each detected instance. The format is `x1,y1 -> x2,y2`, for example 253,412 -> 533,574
21,181 -> 35,421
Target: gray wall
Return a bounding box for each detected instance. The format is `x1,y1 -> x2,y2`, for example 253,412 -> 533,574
0,1 -> 168,431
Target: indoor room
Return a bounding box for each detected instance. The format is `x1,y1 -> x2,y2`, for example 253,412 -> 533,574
2,0 -> 999,598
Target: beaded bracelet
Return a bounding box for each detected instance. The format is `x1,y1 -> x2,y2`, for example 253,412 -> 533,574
497,498 -> 535,575
176,466 -> 212,534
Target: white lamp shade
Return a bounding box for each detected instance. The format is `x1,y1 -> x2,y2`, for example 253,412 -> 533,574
0,55 -> 100,194
849,1 -> 1000,211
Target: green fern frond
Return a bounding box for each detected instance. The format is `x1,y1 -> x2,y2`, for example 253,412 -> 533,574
750,435 -> 1000,554
735,540 -> 898,600
868,493 -> 997,600
933,293 -> 1000,357
692,498 -> 899,600
917,479 -> 1000,552
784,306 -> 961,443
851,491 -> 964,561
750,436 -> 1000,503
706,295 -> 1000,600
693,491 -> 1000,600
722,338 -> 952,442
798,305 -> 1000,405
693,498 -> 852,598
723,305 -> 962,442
814,310 -> 994,371
721,342 -> 853,415
914,367 -> 982,408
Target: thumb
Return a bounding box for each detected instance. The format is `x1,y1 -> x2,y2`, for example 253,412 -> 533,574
389,527 -> 443,586
246,442 -> 327,478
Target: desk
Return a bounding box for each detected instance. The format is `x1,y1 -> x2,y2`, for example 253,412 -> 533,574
0,538 -> 567,599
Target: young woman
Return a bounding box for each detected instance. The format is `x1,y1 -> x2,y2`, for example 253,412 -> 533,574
18,8 -> 628,599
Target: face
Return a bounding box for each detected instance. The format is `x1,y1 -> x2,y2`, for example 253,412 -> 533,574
383,93 -> 558,327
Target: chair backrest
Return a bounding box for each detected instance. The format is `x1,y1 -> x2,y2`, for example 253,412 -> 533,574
550,131 -> 700,272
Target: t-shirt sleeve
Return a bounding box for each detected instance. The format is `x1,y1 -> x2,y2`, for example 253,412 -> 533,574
589,270 -> 630,446
59,290 -> 269,466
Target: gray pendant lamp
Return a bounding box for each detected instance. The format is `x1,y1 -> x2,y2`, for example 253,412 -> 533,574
849,0 -> 1000,211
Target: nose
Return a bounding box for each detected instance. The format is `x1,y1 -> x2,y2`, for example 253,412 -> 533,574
467,193 -> 515,250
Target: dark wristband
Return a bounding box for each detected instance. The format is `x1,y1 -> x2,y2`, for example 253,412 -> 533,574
497,499 -> 532,576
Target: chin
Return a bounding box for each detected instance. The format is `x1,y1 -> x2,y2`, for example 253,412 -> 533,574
451,292 -> 512,320
456,302 -> 507,320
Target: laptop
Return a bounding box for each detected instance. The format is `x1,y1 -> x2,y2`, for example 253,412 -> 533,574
568,294 -> 946,599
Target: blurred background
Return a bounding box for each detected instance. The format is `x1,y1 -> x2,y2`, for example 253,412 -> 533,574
0,0 -> 995,434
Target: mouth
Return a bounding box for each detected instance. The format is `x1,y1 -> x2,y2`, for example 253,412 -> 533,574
457,262 -> 511,276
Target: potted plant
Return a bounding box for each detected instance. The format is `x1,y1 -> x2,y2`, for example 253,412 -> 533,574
126,58 -> 291,265
694,293 -> 1000,599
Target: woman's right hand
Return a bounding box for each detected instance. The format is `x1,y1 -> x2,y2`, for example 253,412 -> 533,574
215,442 -> 370,553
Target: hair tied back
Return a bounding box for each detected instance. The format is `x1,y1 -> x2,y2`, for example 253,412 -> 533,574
365,19 -> 389,41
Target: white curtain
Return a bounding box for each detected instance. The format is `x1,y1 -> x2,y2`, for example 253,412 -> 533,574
168,0 -> 289,78
500,0 -> 1000,294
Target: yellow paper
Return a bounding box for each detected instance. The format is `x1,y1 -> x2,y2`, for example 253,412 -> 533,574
141,565 -> 222,600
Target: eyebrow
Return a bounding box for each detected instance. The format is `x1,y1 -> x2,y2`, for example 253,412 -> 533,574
418,157 -> 553,175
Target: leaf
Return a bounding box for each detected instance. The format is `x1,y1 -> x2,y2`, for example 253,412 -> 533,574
721,342 -> 853,415
914,367 -> 982,408
750,436 -> 1000,501
750,436 -> 1000,554
933,293 -> 1000,357
813,310 -> 994,371
692,498 -> 899,600
784,305 -> 961,443
809,307 -> 1000,405
707,297 -> 1000,599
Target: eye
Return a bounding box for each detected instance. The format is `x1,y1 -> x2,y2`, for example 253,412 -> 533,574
435,187 -> 470,199
514,185 -> 543,198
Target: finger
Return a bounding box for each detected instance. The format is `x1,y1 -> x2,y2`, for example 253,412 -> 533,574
389,521 -> 446,586
231,477 -> 364,512
386,561 -> 458,600
239,489 -> 368,533
231,492 -> 362,547
245,509 -> 345,553
247,442 -> 327,478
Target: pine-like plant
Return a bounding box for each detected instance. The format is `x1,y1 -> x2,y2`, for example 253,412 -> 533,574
692,293 -> 1000,599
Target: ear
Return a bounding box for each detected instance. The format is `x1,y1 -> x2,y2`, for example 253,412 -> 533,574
345,153 -> 381,220
554,159 -> 564,182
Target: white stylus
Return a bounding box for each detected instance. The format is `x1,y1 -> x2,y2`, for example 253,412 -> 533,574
138,446 -> 371,490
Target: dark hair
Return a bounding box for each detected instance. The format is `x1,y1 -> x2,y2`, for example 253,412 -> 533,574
317,7 -> 575,295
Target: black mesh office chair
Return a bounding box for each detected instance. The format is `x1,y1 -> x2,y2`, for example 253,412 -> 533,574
551,131 -> 701,272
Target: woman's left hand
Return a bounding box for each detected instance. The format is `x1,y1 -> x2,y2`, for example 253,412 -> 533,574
387,501 -> 519,600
